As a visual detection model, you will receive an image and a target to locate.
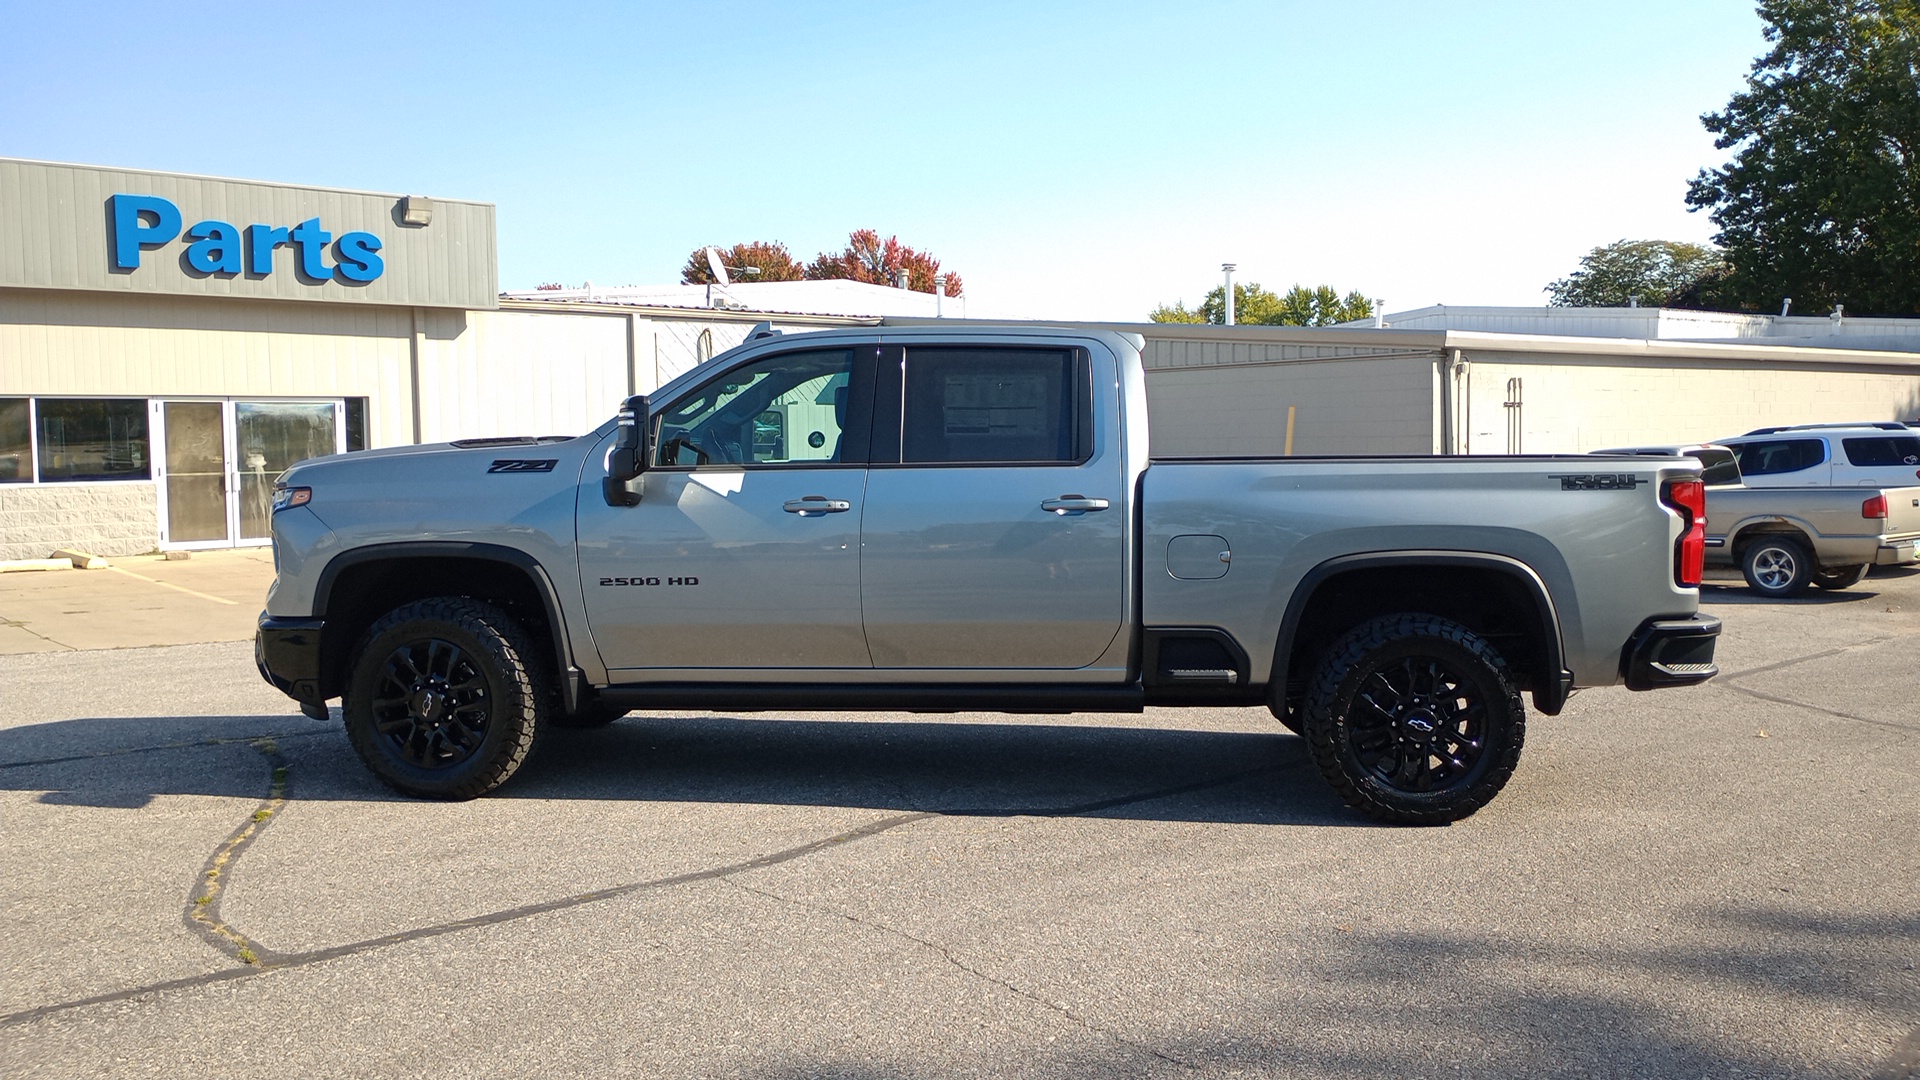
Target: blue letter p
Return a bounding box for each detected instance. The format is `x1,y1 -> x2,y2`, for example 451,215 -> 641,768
110,194 -> 182,270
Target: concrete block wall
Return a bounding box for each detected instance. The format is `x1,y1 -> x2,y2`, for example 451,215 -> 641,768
0,482 -> 157,561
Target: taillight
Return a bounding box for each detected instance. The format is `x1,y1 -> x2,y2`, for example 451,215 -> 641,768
1662,479 -> 1707,587
1863,494 -> 1888,519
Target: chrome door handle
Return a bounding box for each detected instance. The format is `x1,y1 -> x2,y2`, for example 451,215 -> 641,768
784,496 -> 852,515
1040,495 -> 1110,514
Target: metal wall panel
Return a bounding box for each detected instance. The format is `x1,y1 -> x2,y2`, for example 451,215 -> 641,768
0,289 -> 418,449
1460,354 -> 1920,454
0,158 -> 496,310
414,309 -> 631,443
1145,355 -> 1440,457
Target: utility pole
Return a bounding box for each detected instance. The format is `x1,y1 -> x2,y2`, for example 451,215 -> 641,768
1222,263 -> 1237,325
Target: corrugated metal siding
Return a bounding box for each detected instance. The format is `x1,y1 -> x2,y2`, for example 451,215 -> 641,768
1143,337 -> 1435,371
414,309 -> 630,442
0,159 -> 496,309
1146,355 -> 1440,457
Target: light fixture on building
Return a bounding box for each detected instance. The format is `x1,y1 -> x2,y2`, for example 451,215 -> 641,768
399,196 -> 433,227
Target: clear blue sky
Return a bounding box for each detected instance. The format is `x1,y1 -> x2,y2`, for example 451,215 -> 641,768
1,1 -> 1764,320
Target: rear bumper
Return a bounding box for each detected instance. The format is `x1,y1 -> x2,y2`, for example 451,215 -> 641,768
1875,537 -> 1920,566
1621,614 -> 1721,691
255,612 -> 327,705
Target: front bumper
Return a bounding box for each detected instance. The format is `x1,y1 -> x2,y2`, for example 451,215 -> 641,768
255,612 -> 327,706
1621,613 -> 1722,691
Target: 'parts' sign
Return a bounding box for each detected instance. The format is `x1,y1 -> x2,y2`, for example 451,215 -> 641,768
110,194 -> 384,283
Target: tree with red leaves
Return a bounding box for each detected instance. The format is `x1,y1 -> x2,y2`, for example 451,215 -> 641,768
679,241 -> 807,285
805,229 -> 963,296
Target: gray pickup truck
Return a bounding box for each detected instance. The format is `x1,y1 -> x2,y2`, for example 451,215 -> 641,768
256,325 -> 1719,823
1595,443 -> 1920,596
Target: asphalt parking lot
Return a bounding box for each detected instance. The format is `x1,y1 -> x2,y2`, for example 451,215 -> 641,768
1,560 -> 1916,1079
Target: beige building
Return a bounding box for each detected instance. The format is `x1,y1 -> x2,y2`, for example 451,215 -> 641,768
8,157 -> 1920,563
0,158 -> 869,561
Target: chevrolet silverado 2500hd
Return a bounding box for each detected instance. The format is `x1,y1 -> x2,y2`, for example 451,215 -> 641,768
256,326 -> 1720,823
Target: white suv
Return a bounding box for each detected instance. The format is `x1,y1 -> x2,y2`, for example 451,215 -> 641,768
1715,423 -> 1920,488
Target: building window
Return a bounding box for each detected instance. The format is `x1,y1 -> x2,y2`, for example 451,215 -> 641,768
35,398 -> 151,482
0,398 -> 29,483
345,397 -> 368,452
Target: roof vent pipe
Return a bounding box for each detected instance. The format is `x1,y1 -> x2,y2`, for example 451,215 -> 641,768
1780,297 -> 1792,317
1832,304 -> 1845,326
1375,299 -> 1386,328
1222,263 -> 1237,325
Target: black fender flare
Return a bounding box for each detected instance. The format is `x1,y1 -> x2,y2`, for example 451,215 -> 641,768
313,541 -> 583,712
1269,551 -> 1572,715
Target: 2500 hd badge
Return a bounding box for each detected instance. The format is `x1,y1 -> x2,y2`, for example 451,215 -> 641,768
598,576 -> 700,586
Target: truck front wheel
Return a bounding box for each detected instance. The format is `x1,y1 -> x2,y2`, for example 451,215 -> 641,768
343,597 -> 547,799
1301,614 -> 1525,825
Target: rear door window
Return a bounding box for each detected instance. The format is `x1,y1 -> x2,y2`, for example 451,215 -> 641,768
1841,436 -> 1920,467
1732,438 -> 1826,476
889,347 -> 1090,465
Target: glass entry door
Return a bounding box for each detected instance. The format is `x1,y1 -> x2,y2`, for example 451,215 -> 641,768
157,399 -> 343,548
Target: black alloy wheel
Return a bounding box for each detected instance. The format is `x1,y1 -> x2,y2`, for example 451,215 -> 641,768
344,597 -> 546,799
1302,614 -> 1525,825
368,637 -> 493,768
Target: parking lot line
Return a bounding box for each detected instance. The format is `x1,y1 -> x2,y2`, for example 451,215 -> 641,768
106,566 -> 240,606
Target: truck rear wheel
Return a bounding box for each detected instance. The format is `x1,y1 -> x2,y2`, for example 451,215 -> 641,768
1301,614 -> 1525,825
1741,537 -> 1813,597
343,597 -> 546,799
1811,563 -> 1870,590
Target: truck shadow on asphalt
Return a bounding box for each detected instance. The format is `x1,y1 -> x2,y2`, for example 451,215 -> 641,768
0,712 -> 1369,826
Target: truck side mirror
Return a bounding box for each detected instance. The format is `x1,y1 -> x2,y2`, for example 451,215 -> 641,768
602,394 -> 651,507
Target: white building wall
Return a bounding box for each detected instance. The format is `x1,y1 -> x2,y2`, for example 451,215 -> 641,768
1460,354 -> 1920,454
413,308 -> 630,442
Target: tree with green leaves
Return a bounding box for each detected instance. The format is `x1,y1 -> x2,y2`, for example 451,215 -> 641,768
1686,0 -> 1920,314
1150,283 -> 1373,326
680,241 -> 806,285
1545,240 -> 1727,307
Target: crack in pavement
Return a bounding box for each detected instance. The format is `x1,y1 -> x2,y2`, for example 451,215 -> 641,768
724,876 -> 1201,1070
183,739 -> 291,967
0,728 -> 332,771
0,748 -> 1283,1030
1711,637 -> 1919,735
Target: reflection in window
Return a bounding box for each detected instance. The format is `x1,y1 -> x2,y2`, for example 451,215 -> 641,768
656,349 -> 853,467
36,399 -> 150,482
1732,438 -> 1825,476
0,399 -> 29,483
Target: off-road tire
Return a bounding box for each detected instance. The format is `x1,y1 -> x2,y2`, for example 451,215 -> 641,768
1301,614 -> 1526,826
549,700 -> 629,729
344,597 -> 547,799
1811,563 -> 1870,590
1741,537 -> 1813,597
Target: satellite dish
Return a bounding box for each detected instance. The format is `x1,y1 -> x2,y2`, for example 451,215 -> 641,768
705,247 -> 730,287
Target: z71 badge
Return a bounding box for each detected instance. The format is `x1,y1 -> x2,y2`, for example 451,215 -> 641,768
1547,473 -> 1645,490
487,459 -> 558,473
